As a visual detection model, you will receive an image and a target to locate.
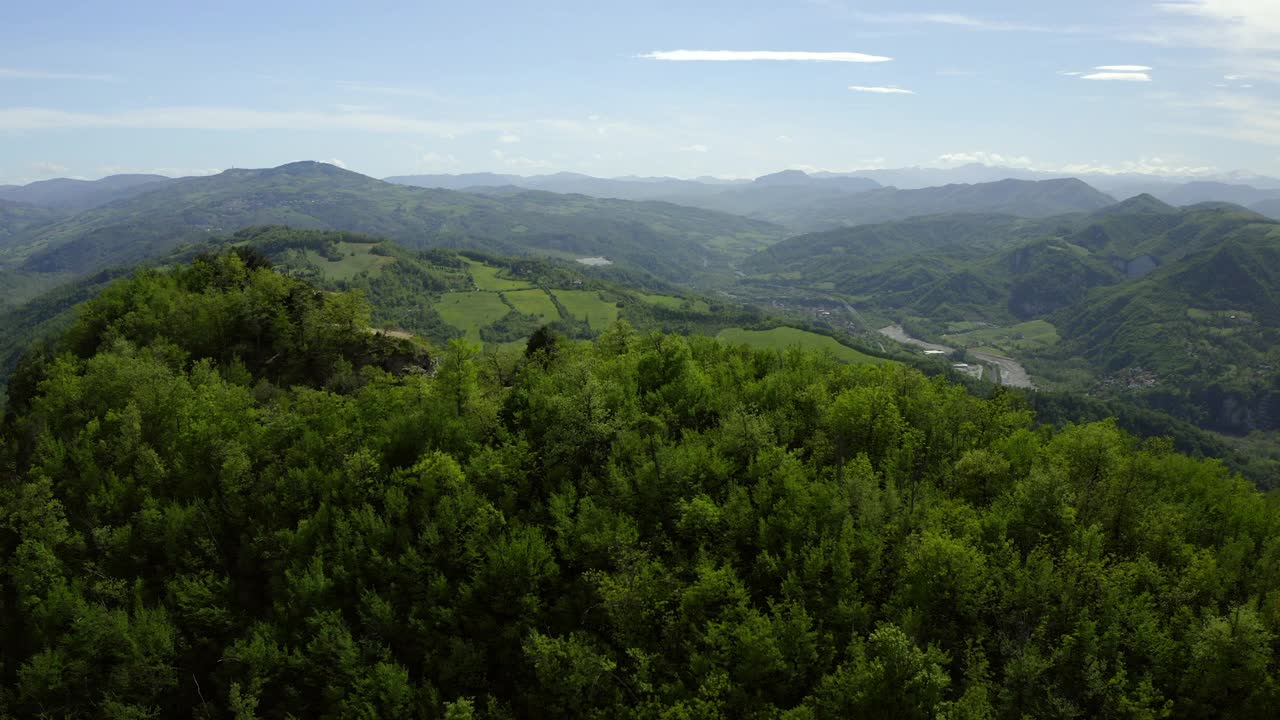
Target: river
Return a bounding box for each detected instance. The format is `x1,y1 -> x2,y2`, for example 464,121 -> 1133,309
877,324 -> 1035,389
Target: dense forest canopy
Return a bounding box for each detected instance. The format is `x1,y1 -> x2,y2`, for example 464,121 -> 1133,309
0,253 -> 1278,718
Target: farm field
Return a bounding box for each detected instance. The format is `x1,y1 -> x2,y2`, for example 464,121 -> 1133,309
716,326 -> 887,365
942,319 -> 1060,355
435,291 -> 511,343
637,293 -> 711,313
505,289 -> 561,323
466,259 -> 532,291
303,242 -> 396,281
556,290 -> 620,329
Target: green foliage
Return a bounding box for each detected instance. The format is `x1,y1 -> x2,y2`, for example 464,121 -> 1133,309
716,326 -> 887,365
3,253 -> 1280,718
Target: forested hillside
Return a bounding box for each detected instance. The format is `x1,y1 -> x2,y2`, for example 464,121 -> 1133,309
739,200 -> 1280,433
1,253 -> 1278,718
0,162 -> 784,286
0,174 -> 173,212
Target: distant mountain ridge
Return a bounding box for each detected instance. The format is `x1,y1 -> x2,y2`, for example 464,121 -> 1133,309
786,178 -> 1116,230
1,161 -> 785,286
1252,198 -> 1280,220
0,173 -> 173,212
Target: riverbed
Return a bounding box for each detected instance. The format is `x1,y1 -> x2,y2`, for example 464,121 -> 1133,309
878,324 -> 1035,389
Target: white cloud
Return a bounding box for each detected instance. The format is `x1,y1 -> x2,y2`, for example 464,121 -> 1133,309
1095,65 -> 1153,72
776,135 -> 794,144
853,10 -> 1084,34
641,50 -> 891,63
1057,157 -> 1218,176
937,151 -> 1034,167
1081,71 -> 1152,81
0,106 -> 507,137
848,85 -> 915,94
498,132 -> 521,144
679,144 -> 710,153
1058,71 -> 1085,76
326,158 -> 347,169
0,67 -> 114,81
1154,1 -> 1280,50
936,149 -> 1219,177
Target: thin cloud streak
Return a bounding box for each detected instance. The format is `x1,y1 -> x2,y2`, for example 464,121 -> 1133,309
853,10 -> 1087,34
848,85 -> 915,94
642,50 -> 891,63
0,67 -> 115,81
1096,65 -> 1153,72
1082,72 -> 1152,81
0,106 -> 510,136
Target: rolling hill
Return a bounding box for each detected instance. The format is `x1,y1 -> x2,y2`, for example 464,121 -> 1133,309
1052,226 -> 1280,432
741,213 -> 1061,283
0,173 -> 173,211
0,199 -> 63,247
2,161 -> 786,286
795,178 -> 1115,229
901,200 -> 1278,323
1154,181 -> 1280,207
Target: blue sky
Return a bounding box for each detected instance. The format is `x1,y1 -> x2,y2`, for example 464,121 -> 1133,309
2,0 -> 1279,184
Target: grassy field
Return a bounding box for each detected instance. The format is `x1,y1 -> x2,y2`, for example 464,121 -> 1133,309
716,327 -> 887,365
557,290 -> 620,329
466,259 -> 532,291
435,292 -> 511,343
303,242 -> 396,281
638,293 -> 711,313
505,289 -> 561,323
942,319 -> 1060,354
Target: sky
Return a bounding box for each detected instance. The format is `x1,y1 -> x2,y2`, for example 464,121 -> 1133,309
2,0 -> 1280,184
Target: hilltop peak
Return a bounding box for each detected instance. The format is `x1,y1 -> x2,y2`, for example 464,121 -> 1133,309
267,160 -> 359,176
1096,193 -> 1177,215
753,169 -> 812,186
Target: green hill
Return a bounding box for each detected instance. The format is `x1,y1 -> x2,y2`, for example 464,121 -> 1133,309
1,251 -> 1278,717
0,226 -> 811,404
741,213 -> 1060,283
0,199 -> 63,249
903,202 -> 1279,324
0,173 -> 172,212
783,177 -> 1114,231
1053,228 -> 1280,432
3,161 -> 785,286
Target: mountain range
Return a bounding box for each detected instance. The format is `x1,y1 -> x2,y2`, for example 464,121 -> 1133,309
0,173 -> 171,212
6,159 -> 1280,436
0,162 -> 785,288
742,195 -> 1280,433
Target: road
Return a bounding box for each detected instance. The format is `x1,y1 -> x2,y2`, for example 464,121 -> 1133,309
877,325 -> 1035,389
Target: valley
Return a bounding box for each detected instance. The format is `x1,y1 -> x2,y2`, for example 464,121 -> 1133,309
5,169 -> 1280,717
11,1 -> 1280,714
